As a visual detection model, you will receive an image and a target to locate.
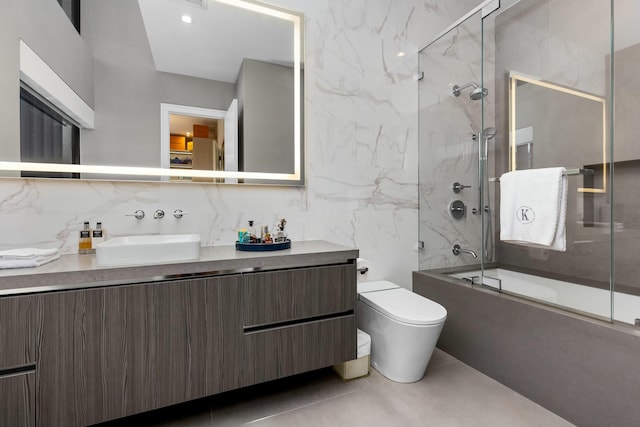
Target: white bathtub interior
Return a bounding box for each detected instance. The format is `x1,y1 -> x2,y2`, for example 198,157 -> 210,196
449,268 -> 640,325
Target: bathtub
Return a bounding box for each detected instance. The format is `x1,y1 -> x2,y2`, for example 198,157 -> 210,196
448,268 -> 640,324
413,267 -> 640,427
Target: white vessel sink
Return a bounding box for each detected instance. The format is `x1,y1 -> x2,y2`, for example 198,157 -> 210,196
95,234 -> 201,267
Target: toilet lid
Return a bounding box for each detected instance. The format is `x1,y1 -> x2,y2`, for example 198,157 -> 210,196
359,287 -> 447,326
357,280 -> 399,294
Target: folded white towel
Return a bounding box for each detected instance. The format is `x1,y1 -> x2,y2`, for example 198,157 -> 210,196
500,167 -> 567,251
0,252 -> 60,269
0,247 -> 60,260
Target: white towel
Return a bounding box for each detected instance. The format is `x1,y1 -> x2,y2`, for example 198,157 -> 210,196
500,167 -> 567,252
0,247 -> 59,260
0,252 -> 60,269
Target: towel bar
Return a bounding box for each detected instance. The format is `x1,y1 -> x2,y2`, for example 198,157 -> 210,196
564,168 -> 595,176
490,168 -> 594,182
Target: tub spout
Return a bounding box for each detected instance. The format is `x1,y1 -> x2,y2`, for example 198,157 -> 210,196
452,244 -> 478,258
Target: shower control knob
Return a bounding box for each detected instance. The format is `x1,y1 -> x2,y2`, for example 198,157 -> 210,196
452,182 -> 471,193
173,209 -> 189,219
450,200 -> 467,219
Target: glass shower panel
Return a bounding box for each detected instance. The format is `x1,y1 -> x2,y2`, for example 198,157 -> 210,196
491,0 -> 613,321
612,0 -> 640,325
417,11 -> 484,271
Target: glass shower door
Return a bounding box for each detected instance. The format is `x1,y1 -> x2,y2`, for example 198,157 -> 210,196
417,10 -> 485,272
487,0 -> 614,322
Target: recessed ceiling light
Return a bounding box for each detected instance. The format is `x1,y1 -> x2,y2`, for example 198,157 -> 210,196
181,15 -> 192,24
397,51 -> 406,57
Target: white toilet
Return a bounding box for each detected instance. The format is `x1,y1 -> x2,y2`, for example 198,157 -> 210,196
357,280 -> 447,383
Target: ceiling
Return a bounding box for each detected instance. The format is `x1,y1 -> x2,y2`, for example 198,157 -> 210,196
137,0 -> 294,83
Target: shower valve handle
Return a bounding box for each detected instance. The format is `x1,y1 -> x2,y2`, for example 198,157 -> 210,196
452,182 -> 471,193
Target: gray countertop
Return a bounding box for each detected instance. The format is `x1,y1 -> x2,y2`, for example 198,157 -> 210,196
0,240 -> 358,296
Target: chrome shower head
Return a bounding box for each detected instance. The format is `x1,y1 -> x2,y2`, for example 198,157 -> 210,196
470,86 -> 489,100
452,82 -> 488,100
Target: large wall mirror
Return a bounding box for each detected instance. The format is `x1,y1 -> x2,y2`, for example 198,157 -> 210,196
0,0 -> 304,185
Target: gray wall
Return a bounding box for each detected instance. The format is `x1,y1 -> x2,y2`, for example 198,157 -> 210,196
0,0 -> 93,163
236,58 -> 294,174
80,0 -> 236,170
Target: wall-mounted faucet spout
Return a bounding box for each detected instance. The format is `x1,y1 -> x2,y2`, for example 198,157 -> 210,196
452,244 -> 478,258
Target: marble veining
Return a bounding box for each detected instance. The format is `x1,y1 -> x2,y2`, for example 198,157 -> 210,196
0,0 -> 485,289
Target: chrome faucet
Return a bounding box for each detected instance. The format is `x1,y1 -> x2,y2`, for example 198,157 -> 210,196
153,209 -> 165,219
452,244 -> 478,258
126,210 -> 145,220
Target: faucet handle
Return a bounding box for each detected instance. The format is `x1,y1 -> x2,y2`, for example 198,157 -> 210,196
452,182 -> 471,193
154,209 -> 165,219
173,209 -> 189,219
126,210 -> 145,220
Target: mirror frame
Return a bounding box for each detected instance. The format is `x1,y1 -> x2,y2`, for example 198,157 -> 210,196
1,0 -> 305,186
509,72 -> 606,193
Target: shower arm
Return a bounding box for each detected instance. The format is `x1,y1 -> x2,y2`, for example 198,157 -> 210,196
452,82 -> 478,96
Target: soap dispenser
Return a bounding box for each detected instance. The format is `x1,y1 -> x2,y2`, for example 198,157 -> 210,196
92,222 -> 106,249
78,222 -> 92,254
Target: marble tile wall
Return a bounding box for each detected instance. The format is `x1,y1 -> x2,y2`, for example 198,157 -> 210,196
0,0 -> 483,290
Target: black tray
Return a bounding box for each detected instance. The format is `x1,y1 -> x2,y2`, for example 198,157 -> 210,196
235,239 -> 291,252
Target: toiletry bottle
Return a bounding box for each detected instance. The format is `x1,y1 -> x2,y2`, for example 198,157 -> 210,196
262,225 -> 272,243
92,222 -> 105,249
78,221 -> 92,254
248,220 -> 257,243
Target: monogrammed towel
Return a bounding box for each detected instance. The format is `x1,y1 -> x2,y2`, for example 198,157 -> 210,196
499,167 -> 567,252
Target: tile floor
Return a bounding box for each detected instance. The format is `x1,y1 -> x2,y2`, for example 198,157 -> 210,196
98,349 -> 574,427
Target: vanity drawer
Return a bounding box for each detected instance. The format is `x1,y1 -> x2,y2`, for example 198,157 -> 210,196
242,264 -> 356,328
0,371 -> 35,427
244,314 -> 356,385
0,296 -> 35,367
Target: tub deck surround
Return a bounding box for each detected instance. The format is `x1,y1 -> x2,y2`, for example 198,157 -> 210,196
0,240 -> 358,296
413,268 -> 640,427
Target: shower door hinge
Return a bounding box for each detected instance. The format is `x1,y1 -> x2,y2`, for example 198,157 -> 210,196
481,0 -> 500,17
415,241 -> 425,251
415,72 -> 424,81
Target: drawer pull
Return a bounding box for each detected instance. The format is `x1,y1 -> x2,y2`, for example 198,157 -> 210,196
244,311 -> 354,334
0,364 -> 36,378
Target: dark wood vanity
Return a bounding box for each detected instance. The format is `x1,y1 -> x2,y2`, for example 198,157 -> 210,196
0,241 -> 357,427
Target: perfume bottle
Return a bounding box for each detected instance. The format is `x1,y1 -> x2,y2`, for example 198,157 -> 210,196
78,221 -> 92,254
261,225 -> 272,243
248,220 -> 257,243
273,218 -> 287,243
92,222 -> 106,249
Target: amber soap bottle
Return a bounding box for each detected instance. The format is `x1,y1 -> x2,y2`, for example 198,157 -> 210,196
78,221 -> 92,254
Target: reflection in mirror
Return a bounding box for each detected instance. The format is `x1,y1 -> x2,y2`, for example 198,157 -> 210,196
509,72 -> 606,193
0,0 -> 304,185
160,101 -> 238,184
